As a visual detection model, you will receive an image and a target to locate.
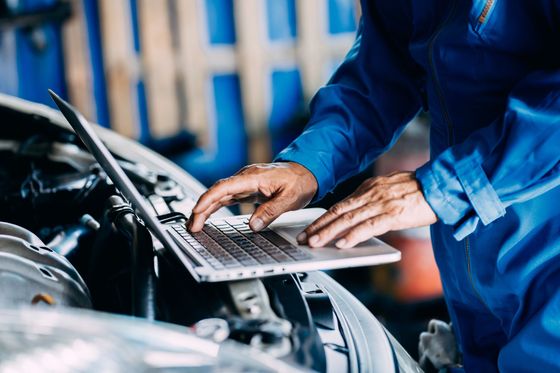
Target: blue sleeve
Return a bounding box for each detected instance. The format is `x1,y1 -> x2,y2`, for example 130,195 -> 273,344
417,70 -> 560,240
274,2 -> 423,201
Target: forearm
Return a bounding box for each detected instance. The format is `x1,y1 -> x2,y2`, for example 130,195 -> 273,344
276,2 -> 423,200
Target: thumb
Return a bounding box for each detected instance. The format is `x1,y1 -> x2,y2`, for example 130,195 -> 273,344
249,195 -> 291,232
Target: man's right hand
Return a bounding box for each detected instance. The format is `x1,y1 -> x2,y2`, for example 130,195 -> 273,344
188,162 -> 318,233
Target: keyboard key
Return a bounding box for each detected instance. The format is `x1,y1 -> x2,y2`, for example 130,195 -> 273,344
259,230 -> 291,247
239,258 -> 258,266
285,248 -> 312,260
255,256 -> 276,264
173,221 -> 311,269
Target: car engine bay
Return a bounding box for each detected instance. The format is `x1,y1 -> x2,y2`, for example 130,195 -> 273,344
0,103 -> 344,372
0,97 -> 421,372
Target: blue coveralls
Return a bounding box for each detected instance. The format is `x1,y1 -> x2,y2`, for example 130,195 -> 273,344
275,1 -> 560,371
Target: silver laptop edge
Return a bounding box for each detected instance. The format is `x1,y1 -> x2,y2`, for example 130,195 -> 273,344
48,89 -> 202,282
49,89 -> 400,283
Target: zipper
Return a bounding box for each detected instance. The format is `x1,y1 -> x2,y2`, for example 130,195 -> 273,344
474,0 -> 497,33
428,0 -> 457,147
465,237 -> 492,311
468,1 -> 497,314
478,0 -> 494,24
427,2 -> 494,313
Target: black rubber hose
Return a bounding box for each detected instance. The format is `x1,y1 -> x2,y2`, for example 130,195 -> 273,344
108,195 -> 157,320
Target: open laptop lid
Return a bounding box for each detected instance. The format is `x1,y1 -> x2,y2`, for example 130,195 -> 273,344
48,90 -> 201,281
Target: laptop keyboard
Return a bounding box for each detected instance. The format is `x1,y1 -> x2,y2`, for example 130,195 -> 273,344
171,221 -> 312,269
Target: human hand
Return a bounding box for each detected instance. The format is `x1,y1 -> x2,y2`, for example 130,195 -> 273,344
298,171 -> 437,249
188,162 -> 318,232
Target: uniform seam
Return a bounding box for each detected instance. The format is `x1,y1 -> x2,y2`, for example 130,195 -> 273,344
429,166 -> 463,219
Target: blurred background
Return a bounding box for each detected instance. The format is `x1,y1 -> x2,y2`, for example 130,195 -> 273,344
0,0 -> 447,358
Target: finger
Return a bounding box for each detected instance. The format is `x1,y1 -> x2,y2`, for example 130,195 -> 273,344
201,192 -> 262,216
249,195 -> 292,232
230,192 -> 266,205
189,188 -> 268,232
307,203 -> 383,247
189,187 -> 272,232
383,171 -> 414,183
189,196 -> 236,232
192,175 -> 258,214
334,214 -> 393,249
299,197 -> 363,243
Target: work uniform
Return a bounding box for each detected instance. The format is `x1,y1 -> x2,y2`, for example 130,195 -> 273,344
276,1 -> 560,371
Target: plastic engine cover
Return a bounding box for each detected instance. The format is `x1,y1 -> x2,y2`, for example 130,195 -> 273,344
0,222 -> 91,308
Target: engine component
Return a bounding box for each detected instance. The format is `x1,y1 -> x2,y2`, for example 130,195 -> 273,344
107,196 -> 157,320
87,196 -> 157,319
47,214 -> 100,258
193,318 -> 230,343
227,279 -> 293,357
0,222 -> 91,308
0,308 -> 303,372
0,146 -> 113,228
0,136 -> 185,229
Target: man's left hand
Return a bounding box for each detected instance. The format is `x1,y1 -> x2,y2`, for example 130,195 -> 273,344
298,171 -> 437,249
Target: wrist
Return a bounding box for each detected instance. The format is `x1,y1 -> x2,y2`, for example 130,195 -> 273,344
286,161 -> 319,202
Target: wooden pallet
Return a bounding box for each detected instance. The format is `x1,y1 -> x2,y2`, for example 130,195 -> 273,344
62,0 -> 359,161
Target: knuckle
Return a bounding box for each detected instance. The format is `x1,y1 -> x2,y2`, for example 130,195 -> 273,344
384,200 -> 401,214
404,192 -> 418,203
369,190 -> 383,201
307,218 -> 324,232
382,188 -> 397,200
367,218 -> 378,228
237,165 -> 253,174
330,203 -> 345,215
197,191 -> 210,203
351,192 -> 367,205
260,203 -> 278,218
383,200 -> 396,211
374,176 -> 387,184
304,227 -> 316,236
343,211 -> 355,223
215,177 -> 229,187
250,164 -> 268,174
305,221 -> 318,231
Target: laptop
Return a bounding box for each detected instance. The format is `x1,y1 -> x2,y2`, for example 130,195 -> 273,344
49,90 -> 400,282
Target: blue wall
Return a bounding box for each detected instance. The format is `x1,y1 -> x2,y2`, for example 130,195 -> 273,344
0,0 -> 358,187
0,0 -> 67,108
172,0 -> 358,186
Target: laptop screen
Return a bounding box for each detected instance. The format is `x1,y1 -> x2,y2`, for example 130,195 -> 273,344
48,90 -> 199,280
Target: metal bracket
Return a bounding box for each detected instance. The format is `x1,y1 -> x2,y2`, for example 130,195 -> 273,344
228,279 -> 284,322
227,279 -> 293,357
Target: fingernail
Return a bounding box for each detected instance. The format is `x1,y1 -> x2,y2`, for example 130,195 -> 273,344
308,235 -> 319,246
297,232 -> 307,243
251,218 -> 264,232
335,238 -> 347,249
